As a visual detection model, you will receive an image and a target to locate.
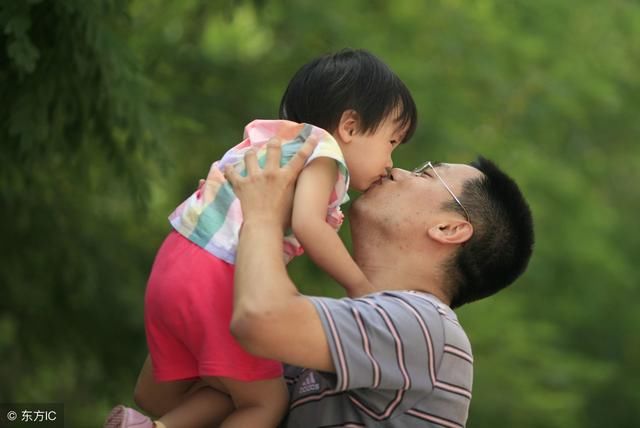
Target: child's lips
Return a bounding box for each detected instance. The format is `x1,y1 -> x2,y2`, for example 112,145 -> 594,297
365,176 -> 387,192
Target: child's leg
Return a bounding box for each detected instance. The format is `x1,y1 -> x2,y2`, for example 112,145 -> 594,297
217,376 -> 289,428
131,357 -> 234,428
154,374 -> 290,428
154,386 -> 234,428
133,355 -> 200,418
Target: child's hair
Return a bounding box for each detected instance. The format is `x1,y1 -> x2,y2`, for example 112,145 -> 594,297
279,48 -> 417,143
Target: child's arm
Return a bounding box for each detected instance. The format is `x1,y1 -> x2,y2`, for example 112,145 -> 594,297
291,157 -> 371,296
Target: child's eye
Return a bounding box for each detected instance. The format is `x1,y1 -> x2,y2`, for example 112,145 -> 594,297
390,140 -> 398,145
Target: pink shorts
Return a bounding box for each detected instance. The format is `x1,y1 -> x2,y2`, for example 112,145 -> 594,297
144,231 -> 283,382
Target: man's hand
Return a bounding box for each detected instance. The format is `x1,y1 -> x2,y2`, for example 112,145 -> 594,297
224,135 -> 334,372
224,137 -> 318,230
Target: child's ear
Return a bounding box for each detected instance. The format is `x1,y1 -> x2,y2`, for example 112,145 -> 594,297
336,110 -> 359,144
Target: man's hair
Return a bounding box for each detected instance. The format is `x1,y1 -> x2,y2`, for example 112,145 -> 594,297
445,156 -> 535,308
279,48 -> 417,142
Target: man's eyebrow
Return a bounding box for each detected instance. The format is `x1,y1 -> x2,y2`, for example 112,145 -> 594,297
432,161 -> 445,168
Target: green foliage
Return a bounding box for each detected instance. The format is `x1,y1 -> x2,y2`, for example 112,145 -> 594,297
2,0 -> 639,426
1,1 -> 159,425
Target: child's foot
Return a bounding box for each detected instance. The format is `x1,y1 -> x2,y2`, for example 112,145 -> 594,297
103,405 -> 153,428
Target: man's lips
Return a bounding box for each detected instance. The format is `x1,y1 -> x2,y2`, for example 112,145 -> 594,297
365,176 -> 390,192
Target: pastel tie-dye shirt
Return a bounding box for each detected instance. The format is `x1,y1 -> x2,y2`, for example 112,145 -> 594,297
169,120 -> 350,264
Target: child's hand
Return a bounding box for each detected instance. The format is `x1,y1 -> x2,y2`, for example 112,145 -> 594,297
224,137 -> 318,230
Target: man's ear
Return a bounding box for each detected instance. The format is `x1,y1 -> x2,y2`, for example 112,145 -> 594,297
427,220 -> 473,245
336,110 -> 359,144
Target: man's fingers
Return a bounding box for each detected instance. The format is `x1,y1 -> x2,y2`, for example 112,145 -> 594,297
223,164 -> 242,186
244,148 -> 260,176
265,138 -> 282,170
285,136 -> 318,174
225,136 -> 315,188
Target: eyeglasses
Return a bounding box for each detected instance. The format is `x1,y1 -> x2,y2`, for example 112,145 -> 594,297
412,161 -> 471,223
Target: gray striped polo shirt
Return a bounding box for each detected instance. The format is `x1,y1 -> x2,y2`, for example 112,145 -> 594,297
281,291 -> 473,428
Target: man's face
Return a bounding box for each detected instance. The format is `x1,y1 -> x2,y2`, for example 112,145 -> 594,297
351,162 -> 483,235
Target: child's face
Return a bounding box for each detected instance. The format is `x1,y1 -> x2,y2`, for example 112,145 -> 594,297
341,116 -> 406,192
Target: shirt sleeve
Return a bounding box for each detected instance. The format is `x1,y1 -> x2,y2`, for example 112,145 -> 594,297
302,124 -> 350,207
309,292 -> 445,393
243,119 -> 350,207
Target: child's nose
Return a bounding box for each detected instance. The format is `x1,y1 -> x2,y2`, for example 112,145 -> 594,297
385,157 -> 394,169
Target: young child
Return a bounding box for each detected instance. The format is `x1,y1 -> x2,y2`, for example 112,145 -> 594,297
105,49 -> 417,428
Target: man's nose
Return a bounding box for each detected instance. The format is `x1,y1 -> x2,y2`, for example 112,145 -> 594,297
388,167 -> 410,181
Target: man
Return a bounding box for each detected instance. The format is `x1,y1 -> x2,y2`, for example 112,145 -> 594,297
224,138 -> 534,427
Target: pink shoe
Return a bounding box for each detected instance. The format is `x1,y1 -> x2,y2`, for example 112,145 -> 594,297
104,405 -> 154,428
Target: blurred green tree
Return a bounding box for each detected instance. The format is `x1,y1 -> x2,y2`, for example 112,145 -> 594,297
1,0 -> 160,423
